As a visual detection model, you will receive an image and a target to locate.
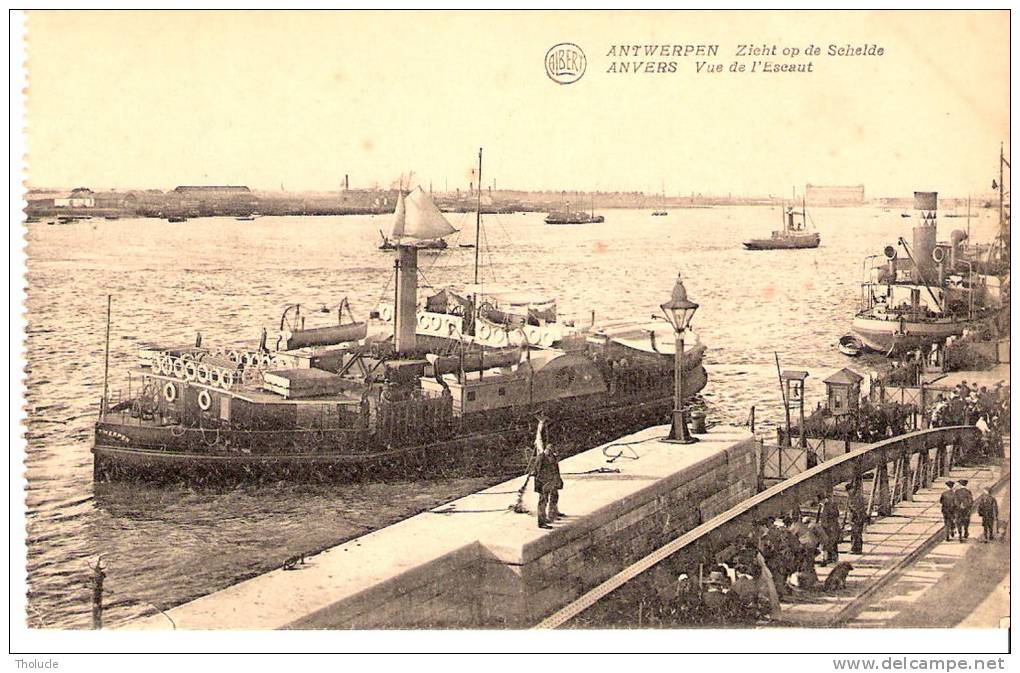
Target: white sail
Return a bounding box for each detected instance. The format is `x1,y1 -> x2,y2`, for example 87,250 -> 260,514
389,190 -> 407,238
398,186 -> 458,241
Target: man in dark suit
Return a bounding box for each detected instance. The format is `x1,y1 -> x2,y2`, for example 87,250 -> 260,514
532,417 -> 564,529
939,480 -> 958,541
819,494 -> 841,565
955,479 -> 974,542
848,487 -> 869,554
976,487 -> 999,542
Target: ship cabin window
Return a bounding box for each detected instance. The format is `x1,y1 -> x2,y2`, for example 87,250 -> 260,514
498,387 -> 506,397
466,391 -> 477,402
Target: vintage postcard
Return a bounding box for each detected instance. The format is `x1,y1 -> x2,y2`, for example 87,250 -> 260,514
10,8 -> 1011,661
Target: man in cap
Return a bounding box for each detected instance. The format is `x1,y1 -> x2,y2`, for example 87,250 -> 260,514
955,479 -> 974,542
939,480 -> 958,541
976,487 -> 999,542
531,415 -> 564,529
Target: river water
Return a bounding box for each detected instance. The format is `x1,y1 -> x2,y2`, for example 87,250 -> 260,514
23,205 -> 1000,628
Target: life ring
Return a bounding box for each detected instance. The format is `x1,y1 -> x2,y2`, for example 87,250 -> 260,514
540,332 -> 555,347
479,323 -> 492,340
221,371 -> 235,390
494,330 -> 509,346
418,313 -> 429,329
198,389 -> 212,411
242,353 -> 254,367
197,364 -> 211,384
447,321 -> 458,337
162,382 -> 177,402
172,358 -> 186,378
259,354 -> 271,368
380,305 -> 393,322
228,350 -> 240,363
525,326 -> 541,344
181,352 -> 195,361
159,356 -> 173,376
184,360 -> 198,381
209,368 -> 222,387
430,315 -> 442,331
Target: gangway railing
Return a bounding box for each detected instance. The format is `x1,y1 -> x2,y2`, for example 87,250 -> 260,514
535,425 -> 978,629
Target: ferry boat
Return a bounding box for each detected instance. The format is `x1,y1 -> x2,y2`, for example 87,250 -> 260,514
743,199 -> 819,250
93,158 -> 707,483
850,191 -> 1003,356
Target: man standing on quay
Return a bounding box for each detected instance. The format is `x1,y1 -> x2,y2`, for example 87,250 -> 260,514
532,416 -> 564,529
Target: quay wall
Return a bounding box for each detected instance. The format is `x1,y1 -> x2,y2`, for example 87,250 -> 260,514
128,426 -> 756,630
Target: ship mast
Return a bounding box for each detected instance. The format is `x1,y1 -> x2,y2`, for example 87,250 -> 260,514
999,142 -> 1004,238
474,147 -> 482,285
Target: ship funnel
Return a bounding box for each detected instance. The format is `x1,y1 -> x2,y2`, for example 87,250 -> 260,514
911,191 -> 938,283
393,245 -> 418,354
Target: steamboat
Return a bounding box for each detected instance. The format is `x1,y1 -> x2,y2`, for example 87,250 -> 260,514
850,190 -> 1005,356
743,198 -> 819,250
93,152 -> 707,482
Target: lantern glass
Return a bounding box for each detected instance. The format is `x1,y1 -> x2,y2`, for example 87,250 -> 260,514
660,275 -> 699,332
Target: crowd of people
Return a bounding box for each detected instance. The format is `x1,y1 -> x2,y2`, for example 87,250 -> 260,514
658,475 -> 1002,625
928,380 -> 1009,457
658,490 -> 871,625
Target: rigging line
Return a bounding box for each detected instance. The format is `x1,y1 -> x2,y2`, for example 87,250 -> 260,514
480,223 -> 499,284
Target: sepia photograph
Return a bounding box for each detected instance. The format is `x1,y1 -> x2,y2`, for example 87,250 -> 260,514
9,7 -> 1011,663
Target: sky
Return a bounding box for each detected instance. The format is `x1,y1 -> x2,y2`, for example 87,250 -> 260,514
24,10 -> 1009,197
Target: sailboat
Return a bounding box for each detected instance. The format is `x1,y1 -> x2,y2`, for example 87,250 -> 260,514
379,187 -> 457,250
544,193 -> 604,224
651,182 -> 668,216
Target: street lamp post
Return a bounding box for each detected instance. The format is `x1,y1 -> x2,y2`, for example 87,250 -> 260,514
660,273 -> 699,444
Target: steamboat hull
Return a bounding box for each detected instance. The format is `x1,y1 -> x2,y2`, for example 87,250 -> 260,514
850,315 -> 968,355
742,235 -> 820,250
93,366 -> 708,483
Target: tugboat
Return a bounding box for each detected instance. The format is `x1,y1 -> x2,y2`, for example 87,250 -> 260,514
93,159 -> 707,483
743,198 -> 819,250
850,191 -> 1002,356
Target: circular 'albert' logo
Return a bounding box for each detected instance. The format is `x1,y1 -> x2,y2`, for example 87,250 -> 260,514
545,43 -> 586,85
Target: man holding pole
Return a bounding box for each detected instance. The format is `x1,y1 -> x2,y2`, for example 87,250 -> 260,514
531,415 -> 564,529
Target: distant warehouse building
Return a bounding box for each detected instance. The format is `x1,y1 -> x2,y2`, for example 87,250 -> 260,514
172,185 -> 256,216
805,184 -> 865,207
54,187 -> 95,208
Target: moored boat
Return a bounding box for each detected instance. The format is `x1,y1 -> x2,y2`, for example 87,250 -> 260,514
94,158 -> 707,483
850,190 -> 1003,356
837,334 -> 864,357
